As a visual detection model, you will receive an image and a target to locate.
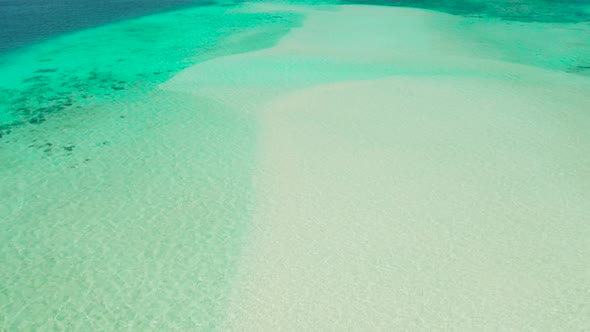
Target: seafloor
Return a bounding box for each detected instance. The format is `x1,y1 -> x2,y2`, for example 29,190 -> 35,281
1,1 -> 589,330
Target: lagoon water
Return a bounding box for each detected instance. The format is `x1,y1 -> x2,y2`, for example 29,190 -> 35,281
1,0 -> 590,330
0,0 -> 216,52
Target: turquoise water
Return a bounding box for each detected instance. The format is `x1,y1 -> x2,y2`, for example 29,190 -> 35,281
1,0 -> 589,138
0,3 -> 303,330
0,0 -> 217,52
0,4 -> 301,136
1,0 -> 589,330
347,0 -> 590,23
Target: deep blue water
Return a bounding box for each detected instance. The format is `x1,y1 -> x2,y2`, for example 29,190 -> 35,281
0,0 -> 213,52
2,0 -> 588,53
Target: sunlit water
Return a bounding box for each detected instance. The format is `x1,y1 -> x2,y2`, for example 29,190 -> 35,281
1,0 -> 589,330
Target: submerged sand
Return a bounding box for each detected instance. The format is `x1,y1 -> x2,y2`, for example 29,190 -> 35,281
166,4 -> 590,330
2,1 -> 589,330
223,76 -> 590,330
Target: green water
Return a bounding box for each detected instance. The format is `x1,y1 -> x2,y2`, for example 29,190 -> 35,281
346,0 -> 590,23
0,3 -> 301,135
0,3 -> 303,330
1,1 -> 589,139
1,0 -> 589,330
1,92 -> 258,330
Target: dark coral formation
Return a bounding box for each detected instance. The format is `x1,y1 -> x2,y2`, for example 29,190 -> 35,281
0,67 -> 150,139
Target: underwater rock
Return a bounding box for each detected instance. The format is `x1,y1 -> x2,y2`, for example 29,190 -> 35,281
34,68 -> 58,73
566,65 -> 590,73
29,115 -> 46,124
29,142 -> 53,149
23,75 -> 48,83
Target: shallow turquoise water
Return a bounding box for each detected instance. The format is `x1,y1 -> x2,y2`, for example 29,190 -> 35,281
1,0 -> 589,137
0,3 -> 303,330
0,3 -> 301,136
1,0 -> 589,330
347,0 -> 590,23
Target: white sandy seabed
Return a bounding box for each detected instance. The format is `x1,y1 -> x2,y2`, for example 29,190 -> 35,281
163,3 -> 590,331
